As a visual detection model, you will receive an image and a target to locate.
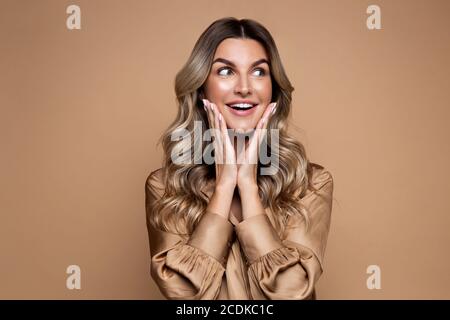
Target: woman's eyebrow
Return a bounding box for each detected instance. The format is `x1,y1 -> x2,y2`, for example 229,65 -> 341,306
212,58 -> 269,68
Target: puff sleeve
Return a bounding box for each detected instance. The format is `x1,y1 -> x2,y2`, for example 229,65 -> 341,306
145,170 -> 234,300
234,168 -> 334,300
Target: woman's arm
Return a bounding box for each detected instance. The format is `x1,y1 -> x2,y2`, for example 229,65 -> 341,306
145,170 -> 234,299
235,168 -> 334,300
186,183 -> 235,263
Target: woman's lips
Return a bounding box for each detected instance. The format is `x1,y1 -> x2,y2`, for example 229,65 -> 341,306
225,104 -> 258,116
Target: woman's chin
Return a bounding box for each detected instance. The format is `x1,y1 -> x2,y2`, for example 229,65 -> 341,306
227,121 -> 257,132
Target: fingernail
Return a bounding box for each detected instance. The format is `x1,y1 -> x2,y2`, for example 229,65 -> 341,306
202,99 -> 208,109
219,114 -> 222,122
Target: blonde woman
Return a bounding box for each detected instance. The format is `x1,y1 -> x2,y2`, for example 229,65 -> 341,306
145,17 -> 334,300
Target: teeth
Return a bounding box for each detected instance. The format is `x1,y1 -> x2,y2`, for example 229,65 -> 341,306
228,103 -> 254,109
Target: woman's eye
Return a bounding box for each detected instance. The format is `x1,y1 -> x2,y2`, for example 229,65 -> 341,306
253,68 -> 266,76
218,67 -> 232,76
217,67 -> 267,77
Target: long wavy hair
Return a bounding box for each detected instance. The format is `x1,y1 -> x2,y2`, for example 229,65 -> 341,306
148,17 -> 319,237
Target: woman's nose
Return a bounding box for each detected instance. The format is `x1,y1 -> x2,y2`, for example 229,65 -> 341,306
234,76 -> 252,96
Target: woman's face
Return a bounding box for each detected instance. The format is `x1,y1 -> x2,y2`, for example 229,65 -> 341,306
203,38 -> 272,131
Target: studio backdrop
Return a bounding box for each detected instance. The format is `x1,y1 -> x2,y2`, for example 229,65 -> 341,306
1,0 -> 449,299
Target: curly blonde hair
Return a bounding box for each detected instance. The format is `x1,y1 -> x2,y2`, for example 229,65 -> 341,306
147,17 -> 319,237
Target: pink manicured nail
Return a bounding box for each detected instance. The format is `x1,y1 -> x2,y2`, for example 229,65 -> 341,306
219,114 -> 222,122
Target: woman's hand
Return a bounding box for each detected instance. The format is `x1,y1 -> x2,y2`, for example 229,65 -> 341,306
236,102 -> 277,191
203,99 -> 238,191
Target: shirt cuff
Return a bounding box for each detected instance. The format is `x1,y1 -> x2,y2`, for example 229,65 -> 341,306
235,214 -> 284,264
187,212 -> 234,266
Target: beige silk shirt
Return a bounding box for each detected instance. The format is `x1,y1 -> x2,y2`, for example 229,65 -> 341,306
145,163 -> 334,300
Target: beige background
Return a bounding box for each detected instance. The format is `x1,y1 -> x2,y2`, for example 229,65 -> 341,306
1,0 -> 449,299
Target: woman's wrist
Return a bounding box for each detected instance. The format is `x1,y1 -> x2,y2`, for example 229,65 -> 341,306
206,184 -> 235,219
215,180 -> 236,194
238,183 -> 265,220
237,181 -> 258,195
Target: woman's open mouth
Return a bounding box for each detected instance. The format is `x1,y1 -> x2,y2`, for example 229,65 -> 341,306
225,103 -> 258,116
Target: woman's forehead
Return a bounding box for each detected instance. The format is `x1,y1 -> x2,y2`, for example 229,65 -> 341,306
213,38 -> 268,62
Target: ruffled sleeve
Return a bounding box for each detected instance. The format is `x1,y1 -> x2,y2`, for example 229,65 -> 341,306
235,166 -> 334,300
145,169 -> 234,300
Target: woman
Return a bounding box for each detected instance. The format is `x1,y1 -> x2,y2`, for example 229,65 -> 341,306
145,17 -> 334,300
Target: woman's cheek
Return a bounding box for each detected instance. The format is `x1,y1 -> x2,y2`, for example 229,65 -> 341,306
253,80 -> 272,99
216,80 -> 234,93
